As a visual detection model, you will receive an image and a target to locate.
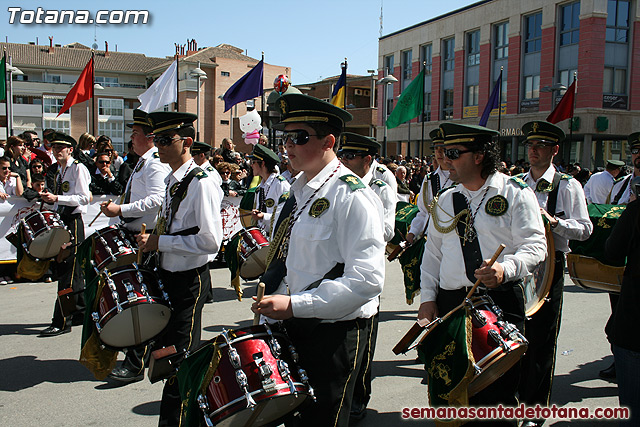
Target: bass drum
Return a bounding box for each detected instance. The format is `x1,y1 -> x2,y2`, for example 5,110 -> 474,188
522,222 -> 556,317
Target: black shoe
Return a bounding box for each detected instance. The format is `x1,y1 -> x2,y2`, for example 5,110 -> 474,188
599,363 -> 616,379
108,366 -> 144,383
39,326 -> 71,337
350,402 -> 367,422
71,316 -> 84,326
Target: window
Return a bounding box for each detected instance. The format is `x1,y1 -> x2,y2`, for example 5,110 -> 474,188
525,12 -> 542,53
442,89 -> 454,120
43,97 -> 66,114
46,74 -> 61,83
494,22 -> 509,59
443,38 -> 455,71
421,44 -> 432,74
466,85 -> 479,106
423,92 -> 432,122
603,67 -> 626,94
467,31 -> 480,66
402,49 -> 412,84
43,119 -> 70,134
560,2 -> 580,46
384,54 -> 394,76
524,75 -> 540,99
559,69 -> 578,91
221,120 -> 230,125
13,74 -> 28,81
607,0 -> 630,42
99,121 -> 125,152
95,76 -> 119,87
124,99 -> 140,110
98,98 -> 124,116
14,95 -> 41,105
221,71 -> 230,77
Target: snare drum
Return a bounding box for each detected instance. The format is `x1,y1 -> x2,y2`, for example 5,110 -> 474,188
467,296 -> 528,397
92,264 -> 171,349
237,227 -> 269,280
21,210 -> 71,259
523,222 -> 556,316
194,325 -> 313,427
90,225 -> 138,272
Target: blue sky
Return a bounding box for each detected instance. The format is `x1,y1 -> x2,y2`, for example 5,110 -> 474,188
2,0 -> 474,84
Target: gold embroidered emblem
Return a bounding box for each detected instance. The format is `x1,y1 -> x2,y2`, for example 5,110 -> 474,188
278,99 -> 288,115
156,217 -> 167,235
344,176 -> 359,186
170,182 -> 180,197
62,181 -> 70,193
532,122 -> 539,133
265,198 -> 275,208
536,179 -> 553,193
485,195 -> 508,216
309,198 -> 330,218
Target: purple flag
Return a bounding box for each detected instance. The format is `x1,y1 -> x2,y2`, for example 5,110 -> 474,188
479,70 -> 502,127
223,59 -> 264,112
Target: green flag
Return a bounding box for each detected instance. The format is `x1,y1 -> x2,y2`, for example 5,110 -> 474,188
386,68 -> 424,129
0,54 -> 6,102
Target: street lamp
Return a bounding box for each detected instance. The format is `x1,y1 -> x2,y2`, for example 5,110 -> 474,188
6,64 -> 23,136
541,83 -> 567,108
190,62 -> 207,140
377,71 -> 398,158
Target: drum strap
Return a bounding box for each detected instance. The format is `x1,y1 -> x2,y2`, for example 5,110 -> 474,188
612,175 -> 632,205
430,172 -> 440,200
119,159 -> 146,224
453,192 -> 483,285
546,172 -> 563,216
167,167 -> 203,232
261,196 -> 297,294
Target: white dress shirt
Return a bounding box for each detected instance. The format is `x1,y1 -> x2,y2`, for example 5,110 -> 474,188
523,166 -> 592,252
363,166 -> 395,243
409,167 -> 451,239
371,159 -> 398,196
53,157 -> 91,215
1,176 -> 18,196
256,173 -> 290,235
612,171 -> 639,205
200,160 -> 223,187
273,158 -> 386,322
420,172 -> 547,304
157,159 -> 223,272
120,147 -> 172,232
584,170 -> 619,204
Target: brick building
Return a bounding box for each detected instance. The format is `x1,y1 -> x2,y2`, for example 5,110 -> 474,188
378,0 -> 640,168
0,39 -> 289,154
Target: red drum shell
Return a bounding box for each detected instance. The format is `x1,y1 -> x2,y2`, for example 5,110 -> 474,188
21,210 -> 71,259
91,225 -> 138,272
237,227 -> 269,280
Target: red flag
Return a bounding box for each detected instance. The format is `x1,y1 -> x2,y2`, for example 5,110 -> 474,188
57,56 -> 94,117
546,81 -> 576,124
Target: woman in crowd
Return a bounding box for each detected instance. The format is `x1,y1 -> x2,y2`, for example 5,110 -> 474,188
78,132 -> 96,157
29,159 -> 46,179
216,162 -> 246,197
6,136 -> 31,189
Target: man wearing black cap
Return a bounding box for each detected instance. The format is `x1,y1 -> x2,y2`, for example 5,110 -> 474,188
39,132 -> 91,337
407,128 -> 453,245
584,159 -> 628,205
249,144 -> 290,238
136,111 -> 223,426
339,132 -> 396,243
101,109 -> 172,383
252,94 -> 385,427
418,123 -> 547,424
191,140 -> 222,186
518,121 -> 592,427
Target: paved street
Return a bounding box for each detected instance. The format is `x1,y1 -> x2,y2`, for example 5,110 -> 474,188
0,261 -> 620,426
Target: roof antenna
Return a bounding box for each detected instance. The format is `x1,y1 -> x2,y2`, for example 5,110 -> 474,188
92,21 -> 99,50
379,0 -> 383,38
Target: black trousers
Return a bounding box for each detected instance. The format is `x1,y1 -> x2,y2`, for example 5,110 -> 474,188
283,317 -> 372,427
519,253 -> 566,414
351,310 -> 379,412
437,283 -> 525,427
156,264 -> 208,427
51,214 -> 85,328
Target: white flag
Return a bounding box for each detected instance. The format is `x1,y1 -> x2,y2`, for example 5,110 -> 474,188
138,58 -> 178,113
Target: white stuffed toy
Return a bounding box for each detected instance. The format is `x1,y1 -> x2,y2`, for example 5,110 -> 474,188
239,110 -> 262,145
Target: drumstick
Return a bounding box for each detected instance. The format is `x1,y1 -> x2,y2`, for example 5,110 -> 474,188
253,282 -> 266,325
89,199 -> 112,227
392,243 -> 506,355
137,223 -> 146,264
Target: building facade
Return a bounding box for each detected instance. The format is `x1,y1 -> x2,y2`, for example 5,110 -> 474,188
1,39 -> 289,153
378,0 -> 640,168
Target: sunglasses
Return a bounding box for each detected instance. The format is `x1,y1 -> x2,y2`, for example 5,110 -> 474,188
32,165 -> 43,168
153,134 -> 186,147
525,142 -> 556,150
283,130 -> 324,146
339,152 -> 365,160
444,148 -> 474,160
1,166 -> 9,170
97,160 -> 111,165
220,171 -> 231,175
631,148 -> 640,155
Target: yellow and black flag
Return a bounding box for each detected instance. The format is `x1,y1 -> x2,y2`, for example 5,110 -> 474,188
331,60 -> 347,108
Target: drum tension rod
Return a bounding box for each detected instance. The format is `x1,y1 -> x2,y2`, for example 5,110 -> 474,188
253,353 -> 277,393
221,329 -> 257,409
197,395 -> 214,427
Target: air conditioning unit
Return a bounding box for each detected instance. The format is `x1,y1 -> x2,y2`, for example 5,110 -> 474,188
355,89 -> 363,96
354,89 -> 370,96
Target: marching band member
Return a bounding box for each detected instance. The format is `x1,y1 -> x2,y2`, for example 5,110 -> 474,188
337,132 -> 395,421
517,121 -> 592,427
406,128 -> 451,244
584,159 -> 627,205
191,140 -> 222,186
136,111 -> 222,426
39,133 -> 90,337
418,123 -> 546,425
100,109 -> 172,384
249,144 -> 290,239
252,94 -> 385,427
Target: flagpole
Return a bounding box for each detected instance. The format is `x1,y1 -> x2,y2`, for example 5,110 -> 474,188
175,55 -> 179,112
569,72 -> 576,146
420,61 -> 425,159
497,66 -> 503,135
261,52 -> 266,146
91,51 -> 96,136
3,51 -> 8,139
343,58 -> 348,110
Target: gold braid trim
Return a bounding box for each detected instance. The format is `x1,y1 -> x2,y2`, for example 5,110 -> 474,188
265,215 -> 290,268
428,192 -> 470,234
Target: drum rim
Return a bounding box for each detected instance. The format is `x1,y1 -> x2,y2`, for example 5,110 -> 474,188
96,295 -> 169,326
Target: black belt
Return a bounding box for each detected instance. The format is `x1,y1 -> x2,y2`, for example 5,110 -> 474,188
158,263 -> 208,276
